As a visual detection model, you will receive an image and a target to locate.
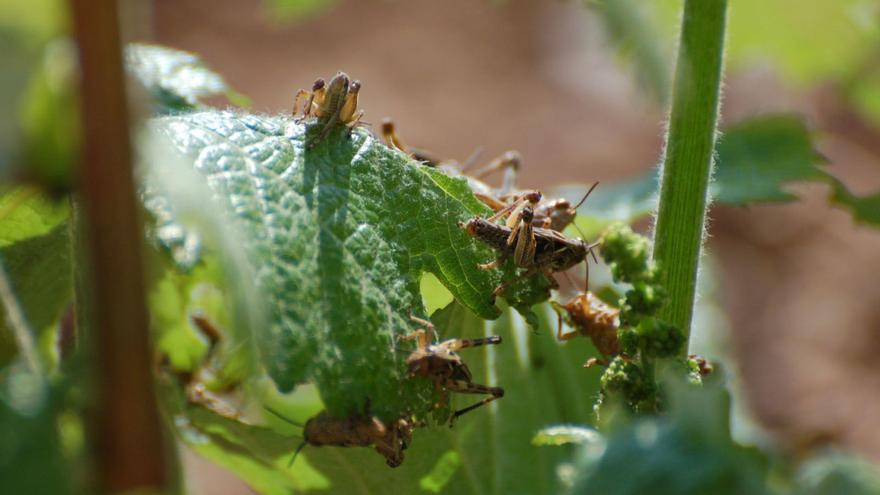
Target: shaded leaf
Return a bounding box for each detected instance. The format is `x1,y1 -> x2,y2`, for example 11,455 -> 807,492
166,300 -> 603,494
0,389 -> 69,495
827,176 -> 880,228
795,451 -> 880,495
17,39 -> 78,191
558,114 -> 880,232
712,114 -> 826,205
555,171 -> 658,241
588,0 -> 672,104
569,381 -> 773,495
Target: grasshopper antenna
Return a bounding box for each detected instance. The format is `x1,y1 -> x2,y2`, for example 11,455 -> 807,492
459,147 -> 485,173
264,405 -> 305,428
288,441 -> 307,468
263,406 -> 309,467
572,181 -> 599,211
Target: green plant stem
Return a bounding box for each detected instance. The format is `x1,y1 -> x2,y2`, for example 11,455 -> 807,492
652,0 -> 727,350
69,0 -> 168,491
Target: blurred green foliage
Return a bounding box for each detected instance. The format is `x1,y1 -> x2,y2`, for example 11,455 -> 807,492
560,114 -> 880,236
164,302 -> 602,494
262,0 -> 340,23
0,0 -> 74,188
569,381 -> 775,495
0,188 -> 70,367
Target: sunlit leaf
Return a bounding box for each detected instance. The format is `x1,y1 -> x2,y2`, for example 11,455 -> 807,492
146,111 -> 552,421
0,188 -> 71,367
126,44 -> 249,113
650,0 -> 880,86
532,425 -> 604,447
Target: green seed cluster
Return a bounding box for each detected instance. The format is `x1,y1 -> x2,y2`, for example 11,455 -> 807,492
595,222 -> 691,417
597,356 -> 658,415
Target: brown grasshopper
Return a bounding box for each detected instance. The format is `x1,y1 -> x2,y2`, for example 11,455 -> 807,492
403,315 -> 504,425
293,71 -> 364,147
551,291 -> 620,366
265,407 -> 415,468
461,209 -> 595,295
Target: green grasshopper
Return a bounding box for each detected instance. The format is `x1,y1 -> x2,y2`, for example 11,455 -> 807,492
293,71 -> 364,148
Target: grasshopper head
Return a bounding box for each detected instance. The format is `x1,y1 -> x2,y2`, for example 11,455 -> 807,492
327,72 -> 351,96
459,219 -> 479,237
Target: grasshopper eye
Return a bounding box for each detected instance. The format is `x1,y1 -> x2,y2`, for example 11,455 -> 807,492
312,78 -> 325,91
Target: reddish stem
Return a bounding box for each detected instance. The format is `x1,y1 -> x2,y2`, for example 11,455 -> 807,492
69,0 -> 167,491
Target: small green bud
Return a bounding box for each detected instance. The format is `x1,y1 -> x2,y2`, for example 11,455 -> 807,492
599,223 -> 652,284
600,357 -> 655,408
636,318 -> 685,358
617,328 -> 639,355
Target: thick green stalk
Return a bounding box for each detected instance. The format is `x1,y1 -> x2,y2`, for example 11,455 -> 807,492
652,0 -> 727,347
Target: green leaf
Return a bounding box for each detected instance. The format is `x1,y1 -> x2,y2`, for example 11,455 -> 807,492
651,0 -> 879,86
0,390 -> 69,495
569,381 -> 773,495
126,44 -> 248,113
712,115 -> 827,205
166,300 -> 603,494
17,39 -> 78,191
795,451 -> 880,495
556,171 -> 658,240
262,0 -> 340,23
532,425 -> 603,447
146,111 -> 551,420
0,188 -> 71,367
0,187 -> 68,247
827,176 -> 880,228
588,0 -> 672,104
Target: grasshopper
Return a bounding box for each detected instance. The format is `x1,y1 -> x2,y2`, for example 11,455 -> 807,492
265,408 -> 415,468
403,315 -> 505,425
293,71 -> 364,147
461,207 -> 594,295
551,291 -> 620,366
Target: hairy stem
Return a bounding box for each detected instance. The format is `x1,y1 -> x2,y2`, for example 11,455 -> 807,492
652,0 -> 727,349
69,0 -> 168,490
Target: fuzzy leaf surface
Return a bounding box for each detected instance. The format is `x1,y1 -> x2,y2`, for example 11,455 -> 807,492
147,111 -> 551,419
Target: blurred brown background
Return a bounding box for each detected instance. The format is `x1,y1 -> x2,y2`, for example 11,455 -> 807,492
145,0 -> 880,492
